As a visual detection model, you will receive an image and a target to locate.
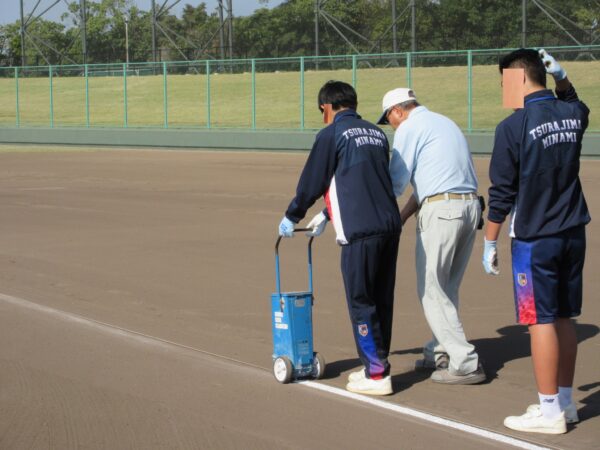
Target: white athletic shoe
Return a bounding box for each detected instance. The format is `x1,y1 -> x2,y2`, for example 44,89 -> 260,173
504,406 -> 567,434
527,403 -> 579,424
346,375 -> 392,396
347,368 -> 366,383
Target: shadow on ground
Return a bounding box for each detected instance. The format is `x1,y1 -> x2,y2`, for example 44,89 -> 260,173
576,381 -> 600,424
471,322 -> 599,381
325,322 -> 599,398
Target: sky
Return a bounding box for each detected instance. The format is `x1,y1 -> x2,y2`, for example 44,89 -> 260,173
0,0 -> 287,25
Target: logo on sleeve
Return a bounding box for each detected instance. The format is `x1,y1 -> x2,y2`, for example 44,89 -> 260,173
358,324 -> 369,337
518,273 -> 528,287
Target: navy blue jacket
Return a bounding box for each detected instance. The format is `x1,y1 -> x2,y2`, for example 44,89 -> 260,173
286,109 -> 401,245
488,86 -> 591,239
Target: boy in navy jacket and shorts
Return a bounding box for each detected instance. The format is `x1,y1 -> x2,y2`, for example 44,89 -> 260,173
483,49 -> 590,434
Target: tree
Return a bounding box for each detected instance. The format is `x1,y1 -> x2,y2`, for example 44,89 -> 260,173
1,19 -> 70,66
62,0 -> 133,63
0,0 -> 598,66
0,26 -> 10,66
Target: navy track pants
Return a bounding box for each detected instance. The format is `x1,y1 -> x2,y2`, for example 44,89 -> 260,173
341,233 -> 400,379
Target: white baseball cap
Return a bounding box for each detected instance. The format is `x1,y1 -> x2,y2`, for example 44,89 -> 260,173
377,88 -> 417,125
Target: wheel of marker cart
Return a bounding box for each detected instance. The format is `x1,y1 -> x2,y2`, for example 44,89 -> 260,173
273,356 -> 293,384
312,352 -> 326,379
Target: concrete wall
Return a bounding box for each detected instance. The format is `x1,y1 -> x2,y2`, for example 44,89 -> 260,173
1,127 -> 599,156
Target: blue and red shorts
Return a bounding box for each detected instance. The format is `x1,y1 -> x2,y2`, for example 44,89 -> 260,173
511,225 -> 585,325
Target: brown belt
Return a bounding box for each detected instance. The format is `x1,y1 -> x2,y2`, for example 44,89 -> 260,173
423,192 -> 477,204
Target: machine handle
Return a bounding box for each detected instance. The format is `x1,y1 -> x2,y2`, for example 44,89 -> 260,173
275,229 -> 315,299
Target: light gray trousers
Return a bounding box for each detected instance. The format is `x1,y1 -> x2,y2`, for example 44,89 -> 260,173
415,196 -> 481,375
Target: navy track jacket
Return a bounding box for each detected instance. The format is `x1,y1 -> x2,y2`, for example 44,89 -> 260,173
285,110 -> 401,245
488,86 -> 591,239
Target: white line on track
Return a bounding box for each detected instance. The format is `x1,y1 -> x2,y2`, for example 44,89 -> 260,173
17,187 -> 66,191
299,381 -> 551,450
0,292 -> 264,372
0,292 -> 550,450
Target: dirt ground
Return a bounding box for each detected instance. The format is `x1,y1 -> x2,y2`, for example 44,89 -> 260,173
0,147 -> 598,449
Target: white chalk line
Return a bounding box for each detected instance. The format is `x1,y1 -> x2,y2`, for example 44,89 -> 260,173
299,380 -> 551,450
0,292 -> 550,450
0,292 -> 265,372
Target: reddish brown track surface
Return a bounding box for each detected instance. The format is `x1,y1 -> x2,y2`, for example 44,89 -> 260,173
0,149 -> 598,449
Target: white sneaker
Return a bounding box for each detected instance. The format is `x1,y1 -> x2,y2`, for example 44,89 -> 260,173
504,406 -> 567,434
347,368 -> 366,383
527,403 -> 579,424
346,375 -> 392,396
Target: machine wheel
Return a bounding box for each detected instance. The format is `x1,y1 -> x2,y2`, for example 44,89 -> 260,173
273,356 -> 293,384
312,352 -> 326,379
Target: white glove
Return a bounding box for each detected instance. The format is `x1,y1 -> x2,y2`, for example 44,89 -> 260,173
539,49 -> 567,81
278,216 -> 295,237
482,238 -> 500,275
306,211 -> 328,237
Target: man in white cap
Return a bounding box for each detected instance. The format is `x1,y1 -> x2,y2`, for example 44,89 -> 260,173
378,88 -> 485,384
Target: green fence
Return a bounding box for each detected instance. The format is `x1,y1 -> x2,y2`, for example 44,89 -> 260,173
1,45 -> 599,132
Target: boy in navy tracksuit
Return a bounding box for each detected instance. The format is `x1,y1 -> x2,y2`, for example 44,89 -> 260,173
483,49 -> 590,434
278,81 -> 402,395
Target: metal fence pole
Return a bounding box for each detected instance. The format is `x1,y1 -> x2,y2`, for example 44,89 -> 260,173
406,52 -> 412,88
300,56 -> 305,130
163,61 -> 168,128
123,63 -> 128,128
467,50 -> 473,132
251,59 -> 256,130
352,54 -> 357,88
49,66 -> 54,128
85,64 -> 90,127
15,67 -> 20,128
206,60 -> 211,129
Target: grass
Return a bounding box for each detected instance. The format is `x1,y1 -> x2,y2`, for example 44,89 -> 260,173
0,60 -> 598,131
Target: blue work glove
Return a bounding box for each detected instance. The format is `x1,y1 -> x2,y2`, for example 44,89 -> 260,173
539,49 -> 567,81
305,211 -> 328,237
482,239 -> 500,275
278,216 -> 296,237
